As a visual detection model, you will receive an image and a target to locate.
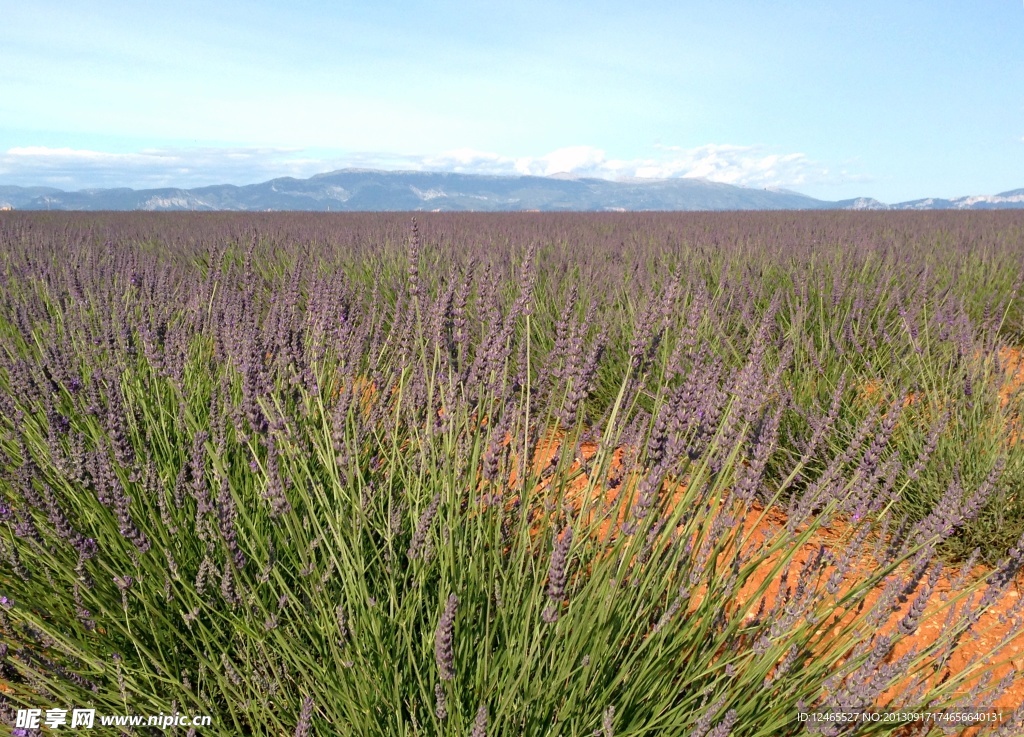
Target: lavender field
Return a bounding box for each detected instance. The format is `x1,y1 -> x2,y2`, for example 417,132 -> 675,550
2,211 -> 1024,735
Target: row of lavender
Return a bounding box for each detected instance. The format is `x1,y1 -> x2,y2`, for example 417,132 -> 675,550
0,212 -> 1023,735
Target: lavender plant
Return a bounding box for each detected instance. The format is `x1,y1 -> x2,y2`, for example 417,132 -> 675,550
0,211 -> 1022,736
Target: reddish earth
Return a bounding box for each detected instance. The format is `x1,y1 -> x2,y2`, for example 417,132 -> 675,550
733,507 -> 1024,711
995,347 -> 1024,404
860,380 -> 922,409
996,347 -> 1024,446
498,430 -> 1024,723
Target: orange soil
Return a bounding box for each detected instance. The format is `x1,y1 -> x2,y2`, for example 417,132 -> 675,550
330,375 -> 388,411
995,347 -> 1024,406
497,431 -> 1024,720
860,380 -> 921,409
732,507 -> 1024,711
995,347 -> 1024,446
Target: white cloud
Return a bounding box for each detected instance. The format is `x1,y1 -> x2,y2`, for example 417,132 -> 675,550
0,146 -> 332,190
399,144 -> 857,189
631,144 -> 828,187
0,143 -> 863,192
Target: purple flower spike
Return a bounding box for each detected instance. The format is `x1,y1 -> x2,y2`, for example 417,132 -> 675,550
542,525 -> 574,623
435,593 -> 458,680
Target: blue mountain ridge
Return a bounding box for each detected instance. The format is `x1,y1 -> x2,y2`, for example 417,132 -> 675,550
1,170 -> 1021,212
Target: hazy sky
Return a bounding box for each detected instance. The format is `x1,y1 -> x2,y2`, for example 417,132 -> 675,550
1,1 -> 1022,202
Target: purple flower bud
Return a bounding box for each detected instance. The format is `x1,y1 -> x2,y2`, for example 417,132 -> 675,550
336,604 -> 348,644
435,593 -> 458,680
434,683 -> 448,720
690,693 -> 728,737
294,695 -> 313,737
542,526 -> 574,623
407,494 -> 441,560
602,706 -> 615,737
470,704 -> 488,737
705,709 -> 737,737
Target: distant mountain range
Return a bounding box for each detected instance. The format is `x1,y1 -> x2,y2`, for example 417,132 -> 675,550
2,170 -> 1023,212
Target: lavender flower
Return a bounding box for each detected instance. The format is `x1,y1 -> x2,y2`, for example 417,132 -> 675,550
336,604 -> 348,644
407,493 -> 441,560
898,564 -> 940,635
691,694 -> 729,737
470,704 -> 488,737
263,438 -> 292,518
706,710 -> 737,737
216,481 -> 246,569
435,593 -> 458,680
652,588 -> 689,634
434,683 -> 448,720
601,705 -> 615,737
542,525 -> 574,623
294,695 -> 313,737
220,562 -> 239,608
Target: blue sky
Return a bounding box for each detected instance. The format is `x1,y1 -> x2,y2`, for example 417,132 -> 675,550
1,0 -> 1022,202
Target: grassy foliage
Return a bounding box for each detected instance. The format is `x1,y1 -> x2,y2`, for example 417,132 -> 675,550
1,212 -> 1023,735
